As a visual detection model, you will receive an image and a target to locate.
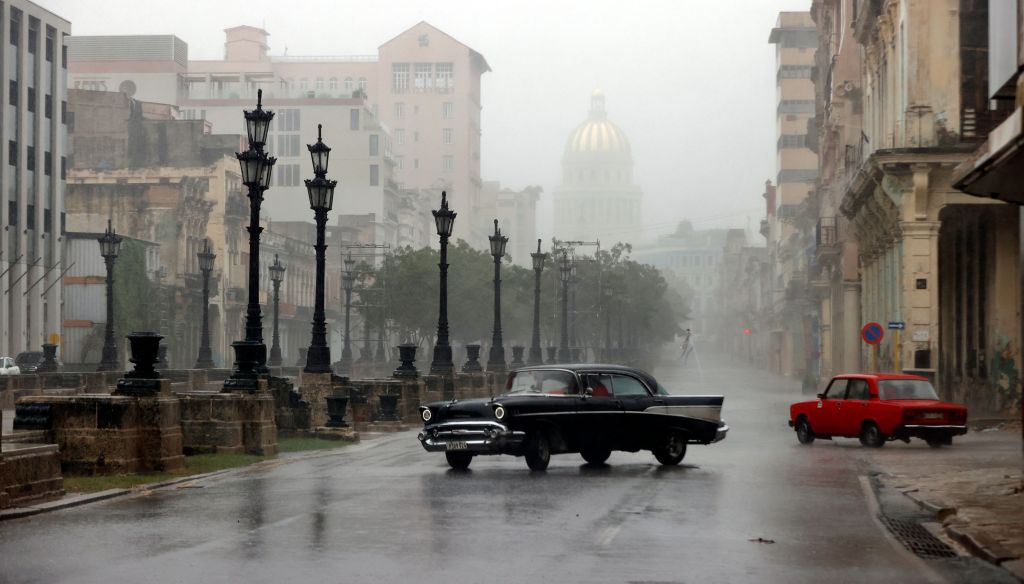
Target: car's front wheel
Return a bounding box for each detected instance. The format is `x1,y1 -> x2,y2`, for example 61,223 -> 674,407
859,422 -> 886,448
524,432 -> 551,471
653,430 -> 687,465
445,451 -> 473,470
795,417 -> 815,445
580,447 -> 611,465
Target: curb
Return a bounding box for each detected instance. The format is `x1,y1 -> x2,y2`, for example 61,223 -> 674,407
0,440 -> 366,521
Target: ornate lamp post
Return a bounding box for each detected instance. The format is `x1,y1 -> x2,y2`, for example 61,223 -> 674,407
569,260 -> 578,358
97,220 -> 122,372
528,239 -> 547,365
304,124 -> 337,374
486,220 -> 509,372
557,251 -> 572,362
340,254 -> 356,374
267,254 -> 285,367
226,90 -> 275,390
194,239 -> 216,369
429,192 -> 456,374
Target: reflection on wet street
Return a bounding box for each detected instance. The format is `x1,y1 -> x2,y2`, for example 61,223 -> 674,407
0,355 -> 940,583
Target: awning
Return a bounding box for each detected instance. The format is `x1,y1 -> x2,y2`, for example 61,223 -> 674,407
953,108 -> 1024,204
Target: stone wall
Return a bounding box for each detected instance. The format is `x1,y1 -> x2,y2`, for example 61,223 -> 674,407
178,386 -> 277,456
15,388 -> 185,474
0,443 -> 64,509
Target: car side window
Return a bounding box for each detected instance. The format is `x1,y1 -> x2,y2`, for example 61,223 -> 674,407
847,379 -> 870,400
609,374 -> 650,397
585,374 -> 614,397
825,379 -> 848,399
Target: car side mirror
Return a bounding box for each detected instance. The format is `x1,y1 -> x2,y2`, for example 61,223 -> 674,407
816,393 -> 825,399
583,387 -> 594,397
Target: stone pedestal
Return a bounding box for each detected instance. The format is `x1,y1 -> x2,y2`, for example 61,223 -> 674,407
14,383 -> 185,474
179,382 -> 277,456
0,443 -> 64,509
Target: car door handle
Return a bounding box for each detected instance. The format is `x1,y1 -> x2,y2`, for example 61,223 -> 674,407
653,399 -> 666,405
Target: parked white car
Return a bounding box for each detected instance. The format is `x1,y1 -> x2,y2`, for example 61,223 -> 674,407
0,356 -> 20,375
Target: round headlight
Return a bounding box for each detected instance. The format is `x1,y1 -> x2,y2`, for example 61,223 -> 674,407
421,408 -> 432,422
494,405 -> 505,420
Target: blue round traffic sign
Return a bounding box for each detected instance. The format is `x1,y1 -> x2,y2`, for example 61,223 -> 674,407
861,322 -> 884,345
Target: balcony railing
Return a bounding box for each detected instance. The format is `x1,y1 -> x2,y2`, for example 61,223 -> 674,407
816,216 -> 839,247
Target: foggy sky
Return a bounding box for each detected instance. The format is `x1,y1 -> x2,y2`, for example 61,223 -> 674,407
40,0 -> 812,244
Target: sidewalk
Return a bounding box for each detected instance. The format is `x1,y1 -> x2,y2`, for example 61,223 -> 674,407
878,422 -> 1024,581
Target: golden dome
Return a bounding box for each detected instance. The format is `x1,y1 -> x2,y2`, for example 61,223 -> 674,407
564,91 -> 631,157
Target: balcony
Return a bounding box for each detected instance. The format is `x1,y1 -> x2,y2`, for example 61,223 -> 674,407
815,216 -> 839,247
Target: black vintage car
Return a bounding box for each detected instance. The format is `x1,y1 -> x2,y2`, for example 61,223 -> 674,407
417,364 -> 728,470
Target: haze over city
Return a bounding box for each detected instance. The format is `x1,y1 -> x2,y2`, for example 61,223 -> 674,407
39,0 -> 810,240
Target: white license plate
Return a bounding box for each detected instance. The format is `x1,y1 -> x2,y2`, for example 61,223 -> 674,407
922,412 -> 943,419
446,441 -> 468,451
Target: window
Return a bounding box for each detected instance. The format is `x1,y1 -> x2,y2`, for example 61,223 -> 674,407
276,163 -> 301,187
329,77 -> 337,90
824,379 -> 848,399
369,164 -> 379,186
778,134 -> 807,149
847,379 -> 870,401
508,369 -> 579,395
299,78 -> 308,91
26,146 -> 34,171
8,201 -> 16,225
413,158 -> 419,169
45,29 -> 54,62
44,151 -> 51,176
394,102 -> 404,118
277,109 -> 300,131
44,208 -> 51,233
395,129 -> 405,145
777,100 -> 815,114
610,374 -> 650,396
60,156 -> 66,180
9,10 -> 20,46
44,94 -> 52,119
442,128 -> 453,145
395,156 -> 404,170
8,141 -> 16,166
778,65 -> 813,79
27,23 -> 37,54
26,204 -> 34,230
316,78 -> 323,90
276,134 -> 300,157
414,63 -> 432,91
27,87 -> 35,112
442,155 -> 454,171
349,109 -> 360,130
369,134 -> 379,156
358,77 -> 367,92
344,77 -> 353,93
9,81 -> 17,107
442,102 -> 454,119
392,63 -> 410,92
436,62 -> 453,90
413,131 -> 419,143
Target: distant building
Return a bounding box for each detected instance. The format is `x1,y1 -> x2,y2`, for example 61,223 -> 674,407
66,22 -> 495,248
480,181 -> 540,266
0,0 -> 70,359
554,91 -> 642,246
633,221 -> 727,341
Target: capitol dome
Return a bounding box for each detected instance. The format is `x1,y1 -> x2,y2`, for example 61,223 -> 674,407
564,90 -> 632,159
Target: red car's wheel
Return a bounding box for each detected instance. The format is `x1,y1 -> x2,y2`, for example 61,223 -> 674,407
795,417 -> 815,445
859,422 -> 886,448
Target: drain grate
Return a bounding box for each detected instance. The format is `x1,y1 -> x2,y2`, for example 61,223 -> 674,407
879,516 -> 958,559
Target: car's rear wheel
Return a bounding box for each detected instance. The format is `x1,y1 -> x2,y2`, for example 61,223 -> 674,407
580,447 -> 611,465
445,451 -> 473,470
524,432 -> 551,471
795,417 -> 815,445
859,422 -> 886,448
653,430 -> 687,465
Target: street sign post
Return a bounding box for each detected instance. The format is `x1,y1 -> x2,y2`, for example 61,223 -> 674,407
887,322 -> 904,372
862,322 -> 884,372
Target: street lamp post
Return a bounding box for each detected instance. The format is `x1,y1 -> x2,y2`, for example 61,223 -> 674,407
558,251 -> 572,362
226,90 -> 275,391
97,220 -> 122,372
487,220 -> 509,372
569,260 -> 578,360
194,239 -> 216,369
528,239 -> 547,365
267,255 -> 285,367
304,124 -> 337,374
340,254 -> 356,374
429,192 -> 456,374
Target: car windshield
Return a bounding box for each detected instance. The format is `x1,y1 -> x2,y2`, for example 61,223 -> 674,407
507,370 -> 579,395
878,379 -> 939,400
15,352 -> 42,365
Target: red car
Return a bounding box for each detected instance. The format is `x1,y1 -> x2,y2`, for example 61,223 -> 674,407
789,374 -> 968,448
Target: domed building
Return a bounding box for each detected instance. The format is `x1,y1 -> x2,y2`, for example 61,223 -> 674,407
554,91 -> 643,243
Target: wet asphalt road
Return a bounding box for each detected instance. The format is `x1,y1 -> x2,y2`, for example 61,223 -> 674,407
1,355 -> 950,584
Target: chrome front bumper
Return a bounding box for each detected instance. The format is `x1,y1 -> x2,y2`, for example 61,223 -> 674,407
418,420 -> 526,454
